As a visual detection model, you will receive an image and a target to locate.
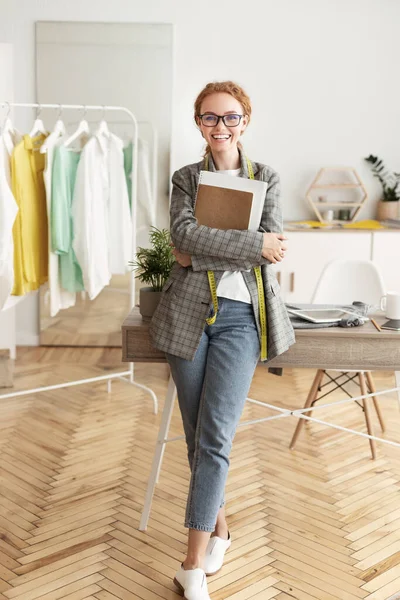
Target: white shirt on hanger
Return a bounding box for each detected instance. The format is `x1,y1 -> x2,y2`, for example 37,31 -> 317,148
72,131 -> 131,300
42,134 -> 76,316
216,168 -> 252,304
107,134 -> 132,274
0,130 -> 20,310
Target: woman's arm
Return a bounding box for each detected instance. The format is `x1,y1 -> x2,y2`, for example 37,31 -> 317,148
258,169 -> 283,235
189,168 -> 284,271
190,254 -> 268,272
172,246 -> 264,271
170,168 -> 264,262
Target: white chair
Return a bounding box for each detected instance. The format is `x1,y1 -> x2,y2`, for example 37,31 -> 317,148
289,259 -> 387,460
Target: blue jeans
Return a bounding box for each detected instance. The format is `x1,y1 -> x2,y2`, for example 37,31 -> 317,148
166,297 -> 260,532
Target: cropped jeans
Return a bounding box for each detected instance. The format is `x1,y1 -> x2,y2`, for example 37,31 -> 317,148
166,297 -> 260,532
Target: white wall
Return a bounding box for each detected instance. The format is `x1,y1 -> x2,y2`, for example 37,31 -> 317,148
1,0 -> 399,344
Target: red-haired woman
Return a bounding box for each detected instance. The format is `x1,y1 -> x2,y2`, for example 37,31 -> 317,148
150,81 -> 295,600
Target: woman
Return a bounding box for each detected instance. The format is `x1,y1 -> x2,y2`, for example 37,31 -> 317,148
150,81 -> 295,600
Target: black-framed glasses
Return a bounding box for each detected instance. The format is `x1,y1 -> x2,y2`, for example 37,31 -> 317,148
198,113 -> 244,127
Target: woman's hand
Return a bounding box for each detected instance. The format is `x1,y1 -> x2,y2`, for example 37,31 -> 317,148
172,245 -> 192,267
262,232 -> 287,263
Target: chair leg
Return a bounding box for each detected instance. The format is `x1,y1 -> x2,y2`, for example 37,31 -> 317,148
290,369 -> 325,450
139,374 -> 177,531
308,370 -> 324,419
358,372 -> 377,460
365,371 -> 386,432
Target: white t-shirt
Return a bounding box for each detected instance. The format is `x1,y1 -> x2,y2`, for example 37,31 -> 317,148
215,168 -> 251,304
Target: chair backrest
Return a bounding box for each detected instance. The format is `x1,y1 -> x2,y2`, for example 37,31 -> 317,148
311,259 -> 386,306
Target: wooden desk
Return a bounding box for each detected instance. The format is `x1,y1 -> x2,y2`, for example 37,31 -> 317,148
122,308 -> 400,530
122,308 -> 400,371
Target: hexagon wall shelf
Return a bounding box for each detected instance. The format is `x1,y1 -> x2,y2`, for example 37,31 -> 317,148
306,167 -> 368,223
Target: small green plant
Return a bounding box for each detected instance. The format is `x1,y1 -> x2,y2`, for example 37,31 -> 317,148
129,227 -> 175,292
365,155 -> 400,202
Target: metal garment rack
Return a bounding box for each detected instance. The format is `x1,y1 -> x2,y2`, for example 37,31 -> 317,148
0,101 -> 158,412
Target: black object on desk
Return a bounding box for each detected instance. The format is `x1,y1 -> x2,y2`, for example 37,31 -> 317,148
381,319 -> 400,331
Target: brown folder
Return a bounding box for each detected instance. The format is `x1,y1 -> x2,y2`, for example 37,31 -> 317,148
194,184 -> 253,230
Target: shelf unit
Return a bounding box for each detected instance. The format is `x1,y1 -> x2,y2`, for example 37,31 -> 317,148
306,167 -> 368,223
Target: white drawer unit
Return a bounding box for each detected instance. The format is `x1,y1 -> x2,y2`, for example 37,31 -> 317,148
372,232 -> 400,294
276,231 -> 372,302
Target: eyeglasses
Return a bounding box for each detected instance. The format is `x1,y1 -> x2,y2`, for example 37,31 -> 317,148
198,114 -> 244,127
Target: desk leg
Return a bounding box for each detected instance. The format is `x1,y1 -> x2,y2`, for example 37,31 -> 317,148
396,372 -> 400,412
139,374 -> 177,531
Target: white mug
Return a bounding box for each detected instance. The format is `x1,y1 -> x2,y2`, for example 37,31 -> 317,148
323,209 -> 334,223
380,291 -> 400,319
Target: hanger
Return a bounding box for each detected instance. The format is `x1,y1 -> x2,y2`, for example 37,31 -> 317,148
52,104 -> 66,136
1,102 -> 13,133
40,105 -> 66,154
95,106 -> 109,137
29,104 -> 46,138
1,102 -> 20,154
64,105 -> 90,148
1,102 -> 15,142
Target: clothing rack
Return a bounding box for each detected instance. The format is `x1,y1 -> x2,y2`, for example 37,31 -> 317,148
0,101 -> 158,412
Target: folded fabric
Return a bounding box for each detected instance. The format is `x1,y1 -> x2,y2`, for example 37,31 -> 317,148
286,301 -> 371,329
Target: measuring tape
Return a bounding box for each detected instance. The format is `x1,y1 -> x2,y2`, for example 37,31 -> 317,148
203,155 -> 267,360
206,271 -> 218,325
253,265 -> 267,360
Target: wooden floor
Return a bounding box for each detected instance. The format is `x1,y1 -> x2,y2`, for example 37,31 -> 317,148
1,348 -> 400,600
39,275 -> 131,347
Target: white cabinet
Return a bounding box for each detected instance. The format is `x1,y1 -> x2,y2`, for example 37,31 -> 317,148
372,232 -> 400,293
277,232 -> 372,302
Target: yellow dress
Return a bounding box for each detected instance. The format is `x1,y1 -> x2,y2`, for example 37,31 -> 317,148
11,133 -> 49,295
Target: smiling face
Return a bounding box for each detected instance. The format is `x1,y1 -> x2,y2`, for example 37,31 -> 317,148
197,92 -> 248,157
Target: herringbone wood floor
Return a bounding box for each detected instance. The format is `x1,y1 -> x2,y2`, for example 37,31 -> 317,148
39,274 -> 131,346
1,347 -> 400,600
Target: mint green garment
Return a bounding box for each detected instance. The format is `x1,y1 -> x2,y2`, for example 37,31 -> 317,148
123,142 -> 133,209
51,146 -> 84,293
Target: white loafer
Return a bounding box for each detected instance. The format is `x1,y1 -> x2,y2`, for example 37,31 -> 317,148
173,566 -> 211,600
203,532 -> 231,576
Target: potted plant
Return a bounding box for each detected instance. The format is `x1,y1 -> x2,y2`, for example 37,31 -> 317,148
365,155 -> 400,220
129,227 -> 175,320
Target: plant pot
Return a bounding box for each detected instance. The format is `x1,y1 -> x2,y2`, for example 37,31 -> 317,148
139,287 -> 162,321
376,200 -> 399,221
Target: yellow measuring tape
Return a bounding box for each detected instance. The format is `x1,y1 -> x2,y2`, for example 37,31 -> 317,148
203,155 -> 267,360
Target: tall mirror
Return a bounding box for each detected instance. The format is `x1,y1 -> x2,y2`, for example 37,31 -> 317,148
36,21 -> 173,346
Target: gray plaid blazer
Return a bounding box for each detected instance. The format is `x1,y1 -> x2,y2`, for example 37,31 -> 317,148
150,147 -> 295,362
